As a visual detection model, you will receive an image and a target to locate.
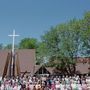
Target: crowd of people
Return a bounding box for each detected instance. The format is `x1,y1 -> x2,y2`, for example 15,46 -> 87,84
0,74 -> 90,90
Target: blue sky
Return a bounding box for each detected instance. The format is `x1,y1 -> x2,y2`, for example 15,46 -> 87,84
0,0 -> 90,45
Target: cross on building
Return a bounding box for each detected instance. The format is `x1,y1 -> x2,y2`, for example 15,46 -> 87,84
8,30 -> 19,55
8,30 -> 20,77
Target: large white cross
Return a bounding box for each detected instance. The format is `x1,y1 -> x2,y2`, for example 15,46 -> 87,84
8,30 -> 19,55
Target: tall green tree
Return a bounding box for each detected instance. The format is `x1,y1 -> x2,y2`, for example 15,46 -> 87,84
39,12 -> 90,74
42,24 -> 78,74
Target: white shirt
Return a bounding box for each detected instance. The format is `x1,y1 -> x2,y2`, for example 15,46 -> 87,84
0,84 -> 4,90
